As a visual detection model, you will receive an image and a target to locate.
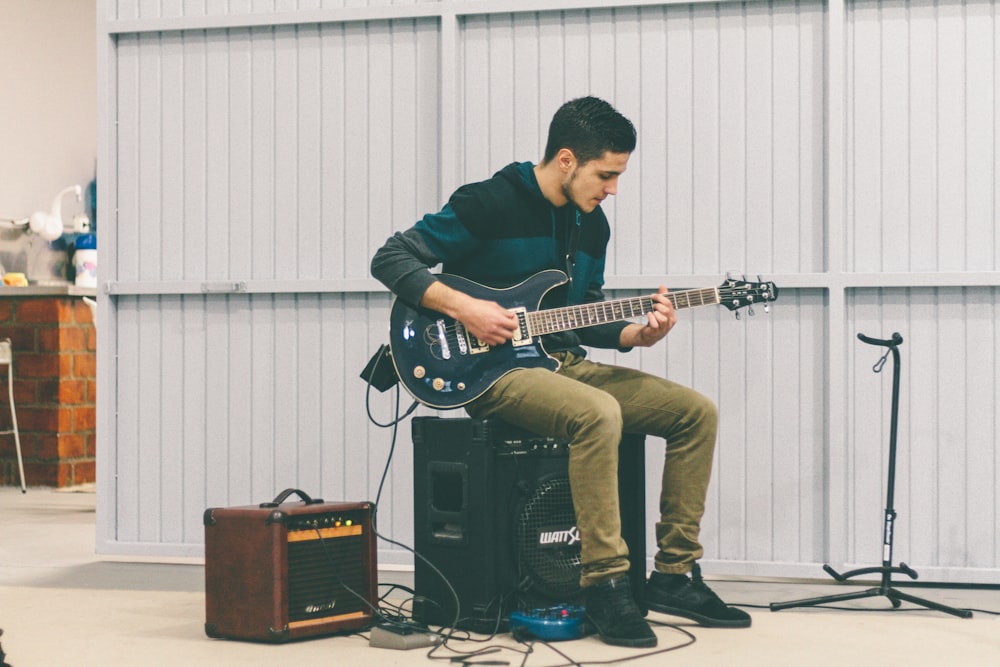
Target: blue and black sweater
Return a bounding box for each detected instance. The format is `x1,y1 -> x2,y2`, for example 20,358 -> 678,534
371,161 -> 630,355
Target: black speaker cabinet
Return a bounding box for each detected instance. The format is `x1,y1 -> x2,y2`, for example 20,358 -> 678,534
412,417 -> 646,632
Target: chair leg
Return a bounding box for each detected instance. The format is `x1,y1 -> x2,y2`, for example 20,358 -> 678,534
7,369 -> 25,493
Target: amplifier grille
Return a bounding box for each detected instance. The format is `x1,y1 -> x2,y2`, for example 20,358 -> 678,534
287,531 -> 369,623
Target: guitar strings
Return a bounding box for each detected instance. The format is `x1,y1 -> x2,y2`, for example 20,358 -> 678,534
434,288 -> 725,343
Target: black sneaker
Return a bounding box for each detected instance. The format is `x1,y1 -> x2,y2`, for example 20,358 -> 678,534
644,563 -> 752,628
584,576 -> 658,648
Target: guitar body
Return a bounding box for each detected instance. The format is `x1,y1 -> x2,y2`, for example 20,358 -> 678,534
389,271 -> 568,409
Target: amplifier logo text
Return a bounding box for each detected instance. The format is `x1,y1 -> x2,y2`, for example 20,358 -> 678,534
538,526 -> 580,546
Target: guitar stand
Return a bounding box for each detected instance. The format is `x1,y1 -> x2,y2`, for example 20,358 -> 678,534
770,332 -> 972,619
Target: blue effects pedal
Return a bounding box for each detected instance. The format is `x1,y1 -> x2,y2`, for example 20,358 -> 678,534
509,605 -> 586,641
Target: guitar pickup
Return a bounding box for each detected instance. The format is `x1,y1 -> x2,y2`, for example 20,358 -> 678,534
510,308 -> 532,347
459,307 -> 531,355
465,327 -> 490,355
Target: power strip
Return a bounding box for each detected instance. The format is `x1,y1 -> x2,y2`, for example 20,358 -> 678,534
369,625 -> 442,650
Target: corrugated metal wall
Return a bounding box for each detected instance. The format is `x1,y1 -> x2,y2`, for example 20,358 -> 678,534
95,0 -> 1000,583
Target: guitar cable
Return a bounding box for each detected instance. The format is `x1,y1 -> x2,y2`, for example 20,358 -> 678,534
363,345 -> 418,430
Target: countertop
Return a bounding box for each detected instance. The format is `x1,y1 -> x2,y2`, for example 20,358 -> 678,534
0,284 -> 97,297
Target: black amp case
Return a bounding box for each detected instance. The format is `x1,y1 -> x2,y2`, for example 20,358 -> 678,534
203,489 -> 377,642
411,417 -> 646,631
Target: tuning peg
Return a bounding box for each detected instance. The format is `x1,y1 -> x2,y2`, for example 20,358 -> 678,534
764,303 -> 771,314
734,310 -> 741,320
748,305 -> 756,317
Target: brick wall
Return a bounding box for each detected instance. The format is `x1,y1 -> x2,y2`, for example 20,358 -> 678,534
0,297 -> 96,487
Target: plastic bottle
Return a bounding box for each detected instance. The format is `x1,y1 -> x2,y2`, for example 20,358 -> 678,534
73,233 -> 97,287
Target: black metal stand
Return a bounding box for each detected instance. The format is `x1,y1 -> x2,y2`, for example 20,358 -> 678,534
770,332 -> 972,619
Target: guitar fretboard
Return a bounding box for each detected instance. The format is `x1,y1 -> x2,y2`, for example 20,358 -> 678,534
526,288 -> 720,336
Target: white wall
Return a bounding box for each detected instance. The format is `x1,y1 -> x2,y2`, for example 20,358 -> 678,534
96,0 -> 1000,584
0,0 -> 96,280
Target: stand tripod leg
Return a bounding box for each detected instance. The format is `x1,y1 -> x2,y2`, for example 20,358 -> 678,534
886,588 -> 973,619
770,587 -> 881,612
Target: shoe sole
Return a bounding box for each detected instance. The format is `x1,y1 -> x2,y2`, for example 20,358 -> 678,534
583,620 -> 658,648
645,602 -> 752,628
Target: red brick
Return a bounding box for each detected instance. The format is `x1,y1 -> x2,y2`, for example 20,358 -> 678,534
0,459 -> 22,487
69,460 -> 95,485
37,326 -> 87,353
87,379 -> 97,402
85,432 -> 96,456
73,406 -> 96,431
21,460 -> 58,486
35,378 -> 61,404
18,353 -> 71,379
16,406 -> 72,431
63,326 -> 88,352
74,301 -> 95,324
74,352 -> 96,378
0,301 -> 12,322
86,326 -> 96,351
15,378 -> 40,404
36,433 -> 86,459
37,327 -> 62,352
0,433 -> 24,457
0,378 -> 38,411
3,328 -> 36,351
58,379 -> 88,404
15,299 -> 64,324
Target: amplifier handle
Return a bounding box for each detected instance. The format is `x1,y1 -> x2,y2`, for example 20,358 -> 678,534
260,488 -> 325,508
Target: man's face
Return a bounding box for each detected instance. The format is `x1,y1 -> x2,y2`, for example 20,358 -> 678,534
561,151 -> 630,213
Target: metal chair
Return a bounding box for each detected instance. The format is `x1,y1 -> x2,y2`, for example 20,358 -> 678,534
0,338 -> 26,493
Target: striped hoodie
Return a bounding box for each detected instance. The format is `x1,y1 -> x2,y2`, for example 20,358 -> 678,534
370,161 -> 630,355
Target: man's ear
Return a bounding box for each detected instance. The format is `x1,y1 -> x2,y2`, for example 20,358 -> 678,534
556,147 -> 577,172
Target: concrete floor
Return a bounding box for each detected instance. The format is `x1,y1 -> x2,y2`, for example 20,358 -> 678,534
1,486 -> 999,666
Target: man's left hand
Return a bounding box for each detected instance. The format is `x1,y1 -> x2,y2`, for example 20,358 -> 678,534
620,287 -> 676,348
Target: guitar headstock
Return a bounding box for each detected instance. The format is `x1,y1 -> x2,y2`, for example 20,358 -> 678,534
718,276 -> 779,314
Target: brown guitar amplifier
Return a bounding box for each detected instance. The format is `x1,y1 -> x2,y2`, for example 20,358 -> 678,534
204,489 -> 378,642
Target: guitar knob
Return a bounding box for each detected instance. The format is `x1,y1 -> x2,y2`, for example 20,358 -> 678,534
457,382 -> 466,391
413,366 -> 426,379
432,377 -> 445,391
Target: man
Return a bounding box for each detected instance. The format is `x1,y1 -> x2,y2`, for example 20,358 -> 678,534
371,97 -> 750,647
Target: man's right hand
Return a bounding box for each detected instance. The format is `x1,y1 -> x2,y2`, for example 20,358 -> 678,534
420,281 -> 518,346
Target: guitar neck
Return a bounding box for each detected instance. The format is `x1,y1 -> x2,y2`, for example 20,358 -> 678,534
527,287 -> 721,336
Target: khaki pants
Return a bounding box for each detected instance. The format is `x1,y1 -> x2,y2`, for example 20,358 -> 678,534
465,351 -> 718,587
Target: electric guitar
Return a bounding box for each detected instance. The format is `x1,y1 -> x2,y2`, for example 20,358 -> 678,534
388,269 -> 778,409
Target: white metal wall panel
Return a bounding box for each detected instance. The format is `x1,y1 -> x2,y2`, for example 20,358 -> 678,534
111,0 -> 434,21
847,0 -> 1000,273
108,292 -> 408,552
459,2 -> 825,278
112,20 -> 440,285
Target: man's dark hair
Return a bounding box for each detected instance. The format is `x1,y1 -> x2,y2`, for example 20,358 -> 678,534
542,96 -> 637,165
